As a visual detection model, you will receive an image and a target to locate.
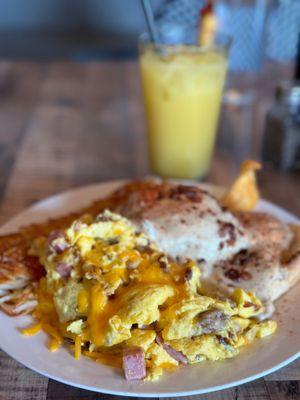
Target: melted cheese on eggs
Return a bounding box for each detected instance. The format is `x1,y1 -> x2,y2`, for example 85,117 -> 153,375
31,210 -> 277,381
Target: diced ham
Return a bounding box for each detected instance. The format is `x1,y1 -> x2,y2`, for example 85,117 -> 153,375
140,324 -> 151,330
56,262 -> 72,279
51,239 -> 69,254
73,221 -> 84,232
48,230 -> 63,243
48,230 -> 69,254
156,334 -> 188,365
122,346 -> 146,381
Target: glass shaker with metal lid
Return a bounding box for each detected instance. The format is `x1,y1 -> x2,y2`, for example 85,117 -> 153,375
262,80 -> 300,171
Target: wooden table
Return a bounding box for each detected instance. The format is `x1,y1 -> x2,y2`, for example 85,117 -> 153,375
0,61 -> 299,400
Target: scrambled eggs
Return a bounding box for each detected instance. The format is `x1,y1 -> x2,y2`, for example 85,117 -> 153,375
26,210 -> 277,381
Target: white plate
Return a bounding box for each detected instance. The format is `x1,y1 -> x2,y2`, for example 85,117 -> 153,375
0,180 -> 299,398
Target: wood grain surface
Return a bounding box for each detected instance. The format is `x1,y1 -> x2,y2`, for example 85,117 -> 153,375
0,61 -> 299,400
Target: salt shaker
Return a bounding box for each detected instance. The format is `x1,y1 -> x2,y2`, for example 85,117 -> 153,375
262,80 -> 300,171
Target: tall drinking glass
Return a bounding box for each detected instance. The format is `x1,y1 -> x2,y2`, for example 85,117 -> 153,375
139,33 -> 230,179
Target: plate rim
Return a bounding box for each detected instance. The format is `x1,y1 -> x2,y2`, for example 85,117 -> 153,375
0,348 -> 298,398
0,180 -> 299,398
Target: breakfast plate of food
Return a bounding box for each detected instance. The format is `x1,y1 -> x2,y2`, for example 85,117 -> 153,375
0,161 -> 299,397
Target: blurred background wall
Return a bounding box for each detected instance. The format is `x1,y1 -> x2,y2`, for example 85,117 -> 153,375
0,0 -> 298,64
0,0 -> 162,60
0,0 -> 163,32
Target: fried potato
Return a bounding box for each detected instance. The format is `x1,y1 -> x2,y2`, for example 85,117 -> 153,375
222,160 -> 261,212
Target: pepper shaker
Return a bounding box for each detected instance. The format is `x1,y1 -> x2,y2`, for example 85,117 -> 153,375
262,33 -> 300,171
262,81 -> 300,171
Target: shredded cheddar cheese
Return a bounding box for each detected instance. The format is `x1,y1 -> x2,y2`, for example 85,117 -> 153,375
49,337 -> 61,352
77,289 -> 89,314
74,335 -> 82,360
21,323 -> 42,336
42,324 -> 62,342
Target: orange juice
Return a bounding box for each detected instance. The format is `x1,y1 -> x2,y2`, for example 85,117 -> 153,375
139,45 -> 228,179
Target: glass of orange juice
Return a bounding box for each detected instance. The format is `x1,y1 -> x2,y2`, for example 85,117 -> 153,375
139,32 -> 230,179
